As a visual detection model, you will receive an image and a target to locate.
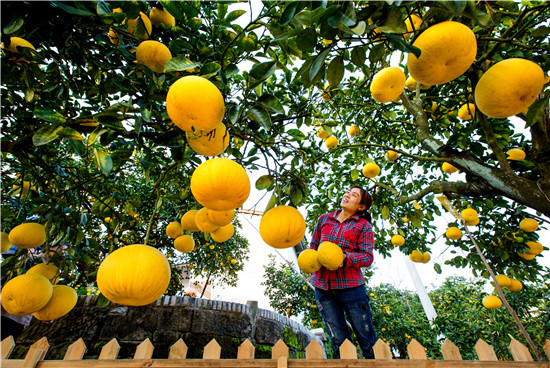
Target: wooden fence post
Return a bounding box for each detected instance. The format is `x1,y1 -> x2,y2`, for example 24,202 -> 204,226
98,338 -> 120,360
237,339 -> 255,359
305,339 -> 323,359
544,340 -> 550,360
475,338 -> 498,361
28,337 -> 49,361
441,338 -> 462,360
509,338 -> 533,361
339,339 -> 357,359
1,336 -> 15,359
168,338 -> 187,359
133,338 -> 154,360
203,338 -> 221,359
271,339 -> 289,360
63,338 -> 86,360
407,338 -> 427,360
373,338 -> 392,359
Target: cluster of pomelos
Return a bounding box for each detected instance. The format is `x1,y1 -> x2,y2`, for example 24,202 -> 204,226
1,223 -> 77,321
297,241 -> 345,273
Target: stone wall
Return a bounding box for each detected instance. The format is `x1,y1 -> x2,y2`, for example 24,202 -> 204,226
13,295 -> 325,360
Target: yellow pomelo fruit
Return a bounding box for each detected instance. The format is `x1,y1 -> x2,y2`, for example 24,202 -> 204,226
126,12 -> 152,39
166,221 -> 183,239
297,249 -> 322,274
519,218 -> 538,232
525,241 -> 542,255
403,216 -> 409,223
506,279 -> 522,292
408,21 -> 476,85
26,263 -> 60,284
391,235 -> 405,247
421,252 -> 431,263
33,285 -> 77,321
181,210 -> 200,232
211,223 -> 235,243
186,122 -> 230,156
465,217 -> 480,226
458,103 -> 475,121
325,136 -> 338,149
404,14 -> 422,40
317,241 -> 344,269
166,76 -> 225,133
260,206 -> 306,249
446,227 -> 462,240
206,209 -> 234,227
495,274 -> 511,287
135,40 -> 172,73
482,295 -> 502,309
409,250 -> 423,263
506,149 -> 526,160
474,58 -> 544,118
442,162 -> 458,174
1,37 -> 35,63
174,235 -> 195,253
190,158 -> 250,211
386,150 -> 398,162
195,208 -> 220,233
1,274 -> 53,316
370,67 -> 406,103
1,231 -> 12,253
405,76 -> 417,91
347,125 -> 360,136
362,163 -> 380,179
1,36 -> 35,53
461,208 -> 478,223
149,7 -> 175,28
9,223 -> 46,249
517,251 -> 536,260
97,244 -> 171,306
317,127 -> 330,139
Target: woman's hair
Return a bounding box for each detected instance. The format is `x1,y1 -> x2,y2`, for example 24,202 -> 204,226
351,185 -> 373,223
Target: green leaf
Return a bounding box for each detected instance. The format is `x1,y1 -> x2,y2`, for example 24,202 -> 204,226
3,17 -> 24,34
369,43 -> 386,63
287,129 -> 305,140
309,48 -> 331,81
256,175 -> 275,190
33,125 -> 62,146
88,128 -> 107,146
327,57 -> 344,88
249,61 -> 277,81
34,107 -> 67,124
381,206 -> 390,220
386,34 -> 421,58
257,94 -> 285,114
217,2 -> 228,19
226,10 -> 246,22
246,105 -> 271,130
280,2 -> 302,26
199,62 -> 221,78
532,26 -> 550,37
93,148 -> 113,176
290,187 -> 303,206
164,56 -> 201,73
526,89 -> 549,127
264,192 -> 278,213
351,46 -> 366,67
379,8 -> 407,34
57,127 -> 84,141
434,263 -> 442,274
350,20 -> 366,36
97,293 -> 110,307
52,1 -> 94,16
96,1 -> 111,16
350,169 -> 359,181
296,29 -> 317,53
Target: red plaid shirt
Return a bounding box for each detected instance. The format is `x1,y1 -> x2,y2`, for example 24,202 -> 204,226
309,210 -> 374,290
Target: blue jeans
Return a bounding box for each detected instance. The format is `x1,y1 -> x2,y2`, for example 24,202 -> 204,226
315,285 -> 376,359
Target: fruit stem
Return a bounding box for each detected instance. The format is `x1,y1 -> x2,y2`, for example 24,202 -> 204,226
462,221 -> 544,361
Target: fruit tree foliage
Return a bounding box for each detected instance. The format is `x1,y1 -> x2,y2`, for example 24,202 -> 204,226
1,1 -> 549,291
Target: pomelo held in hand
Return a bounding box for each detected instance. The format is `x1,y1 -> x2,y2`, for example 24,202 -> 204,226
97,244 -> 171,306
297,249 -> 322,273
259,206 -> 306,249
317,241 -> 344,269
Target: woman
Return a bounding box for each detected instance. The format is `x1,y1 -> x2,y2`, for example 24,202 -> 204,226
309,185 -> 376,359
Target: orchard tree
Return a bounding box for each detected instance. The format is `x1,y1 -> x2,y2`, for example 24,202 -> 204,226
1,1 -> 549,314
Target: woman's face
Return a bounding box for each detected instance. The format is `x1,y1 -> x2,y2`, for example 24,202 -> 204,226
341,187 -> 366,213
